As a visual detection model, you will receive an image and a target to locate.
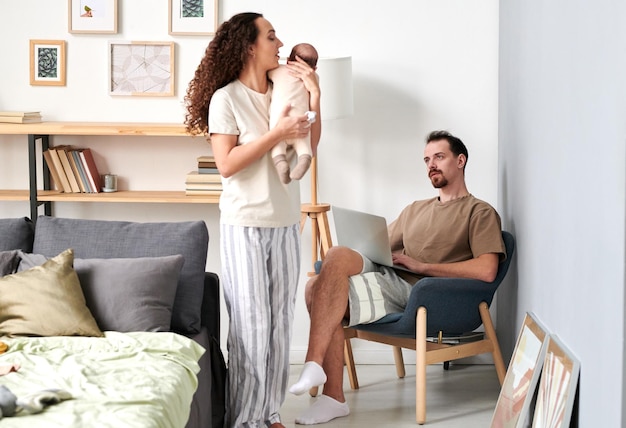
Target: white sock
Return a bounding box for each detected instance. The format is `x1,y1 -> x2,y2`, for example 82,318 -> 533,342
289,361 -> 327,396
295,395 -> 350,425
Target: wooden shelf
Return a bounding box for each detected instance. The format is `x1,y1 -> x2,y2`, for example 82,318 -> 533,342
37,190 -> 220,204
0,121 -> 195,137
0,190 -> 30,201
0,121 -> 218,219
0,190 -> 219,204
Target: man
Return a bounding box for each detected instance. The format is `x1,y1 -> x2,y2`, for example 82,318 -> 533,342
289,130 -> 506,425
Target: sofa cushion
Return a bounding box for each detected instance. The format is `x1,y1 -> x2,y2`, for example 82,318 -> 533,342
19,252 -> 184,333
33,216 -> 209,334
0,217 -> 35,252
0,249 -> 103,337
0,250 -> 19,276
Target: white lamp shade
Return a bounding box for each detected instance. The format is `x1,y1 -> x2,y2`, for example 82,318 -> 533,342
317,56 -> 353,120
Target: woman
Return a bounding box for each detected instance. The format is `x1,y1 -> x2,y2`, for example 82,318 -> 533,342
185,12 -> 321,428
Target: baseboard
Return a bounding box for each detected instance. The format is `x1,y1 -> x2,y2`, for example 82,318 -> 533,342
289,347 -> 495,365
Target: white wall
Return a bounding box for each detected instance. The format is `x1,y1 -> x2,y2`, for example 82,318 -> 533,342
498,1 -> 626,426
0,1 -> 499,364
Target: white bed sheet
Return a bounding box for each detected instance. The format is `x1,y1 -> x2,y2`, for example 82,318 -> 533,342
0,331 -> 205,427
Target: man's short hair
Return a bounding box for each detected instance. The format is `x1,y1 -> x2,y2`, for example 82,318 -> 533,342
426,130 -> 469,164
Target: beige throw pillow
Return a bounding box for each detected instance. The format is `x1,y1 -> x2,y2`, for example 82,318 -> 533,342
0,248 -> 103,337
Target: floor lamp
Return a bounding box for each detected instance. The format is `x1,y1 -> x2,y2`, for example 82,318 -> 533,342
300,56 -> 353,274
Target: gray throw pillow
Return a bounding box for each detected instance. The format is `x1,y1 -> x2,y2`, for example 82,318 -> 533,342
32,217 -> 208,334
0,251 -> 19,277
0,217 -> 34,252
18,251 -> 184,333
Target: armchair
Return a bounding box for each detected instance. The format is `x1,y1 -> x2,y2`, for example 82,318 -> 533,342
332,231 -> 515,424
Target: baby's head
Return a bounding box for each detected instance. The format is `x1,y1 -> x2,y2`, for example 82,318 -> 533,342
289,43 -> 318,68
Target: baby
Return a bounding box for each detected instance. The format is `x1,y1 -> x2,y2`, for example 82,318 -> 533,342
268,43 -> 318,184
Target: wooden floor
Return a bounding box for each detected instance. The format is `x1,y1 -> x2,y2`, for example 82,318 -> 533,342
280,363 -> 500,427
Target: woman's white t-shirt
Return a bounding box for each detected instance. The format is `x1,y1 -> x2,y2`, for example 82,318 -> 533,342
208,79 -> 301,228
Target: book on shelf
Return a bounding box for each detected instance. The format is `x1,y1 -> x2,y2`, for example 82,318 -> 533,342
185,183 -> 223,191
0,115 -> 42,124
197,155 -> 217,169
185,189 -> 222,196
70,149 -> 92,192
185,170 -> 222,183
0,111 -> 41,123
0,111 -> 41,117
56,146 -> 81,193
79,148 -> 103,193
197,167 -> 220,174
42,150 -> 65,192
45,147 -> 72,192
66,148 -> 87,193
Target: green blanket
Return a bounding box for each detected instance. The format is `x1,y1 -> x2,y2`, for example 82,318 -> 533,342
0,332 -> 205,427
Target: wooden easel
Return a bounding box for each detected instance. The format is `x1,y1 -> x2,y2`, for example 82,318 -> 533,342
300,157 -> 333,275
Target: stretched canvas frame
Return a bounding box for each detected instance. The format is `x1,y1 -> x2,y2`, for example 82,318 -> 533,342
491,312 -> 549,428
109,41 -> 175,96
30,40 -> 66,86
531,335 -> 580,428
168,0 -> 218,35
68,0 -> 118,34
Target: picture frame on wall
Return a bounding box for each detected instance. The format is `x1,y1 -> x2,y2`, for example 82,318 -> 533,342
168,0 -> 218,36
490,312 -> 549,428
30,40 -> 66,86
68,0 -> 118,34
531,335 -> 580,428
109,41 -> 175,97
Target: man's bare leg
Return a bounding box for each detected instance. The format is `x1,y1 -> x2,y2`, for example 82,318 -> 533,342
291,247 -> 362,423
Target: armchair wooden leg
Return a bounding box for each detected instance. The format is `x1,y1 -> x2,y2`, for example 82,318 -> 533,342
479,302 -> 506,385
344,337 -> 359,390
416,307 -> 427,425
393,346 -> 406,379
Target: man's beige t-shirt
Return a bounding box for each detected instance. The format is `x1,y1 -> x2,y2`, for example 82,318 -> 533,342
388,195 -> 505,283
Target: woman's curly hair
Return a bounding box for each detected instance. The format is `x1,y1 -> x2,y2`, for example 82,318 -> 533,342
184,12 -> 262,136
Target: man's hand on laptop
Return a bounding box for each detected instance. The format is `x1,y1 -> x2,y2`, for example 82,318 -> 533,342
392,253 -> 421,273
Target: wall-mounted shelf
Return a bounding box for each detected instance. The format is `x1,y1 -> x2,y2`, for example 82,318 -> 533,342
0,121 -> 219,220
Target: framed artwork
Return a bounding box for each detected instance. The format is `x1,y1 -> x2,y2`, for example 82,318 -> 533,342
30,40 -> 66,86
68,0 -> 118,34
168,0 -> 218,35
109,41 -> 175,96
531,335 -> 580,428
491,312 -> 549,428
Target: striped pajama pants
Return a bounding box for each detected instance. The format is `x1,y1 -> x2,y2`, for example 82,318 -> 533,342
221,223 -> 301,428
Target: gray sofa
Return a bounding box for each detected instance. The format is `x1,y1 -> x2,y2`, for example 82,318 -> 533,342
0,216 -> 223,428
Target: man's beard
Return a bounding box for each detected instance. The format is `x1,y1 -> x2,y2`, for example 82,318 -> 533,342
429,172 -> 448,188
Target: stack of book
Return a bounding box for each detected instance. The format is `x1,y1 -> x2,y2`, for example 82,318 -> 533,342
185,155 -> 222,196
0,111 -> 42,124
43,146 -> 103,193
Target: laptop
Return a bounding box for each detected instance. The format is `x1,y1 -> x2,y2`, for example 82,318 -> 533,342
332,206 -> 413,273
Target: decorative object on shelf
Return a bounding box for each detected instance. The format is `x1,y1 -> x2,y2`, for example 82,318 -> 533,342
68,0 -> 118,34
168,0 -> 217,36
531,335 -> 580,428
109,41 -> 175,96
30,40 -> 66,87
300,56 -> 353,274
102,173 -> 118,192
491,312 -> 549,428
